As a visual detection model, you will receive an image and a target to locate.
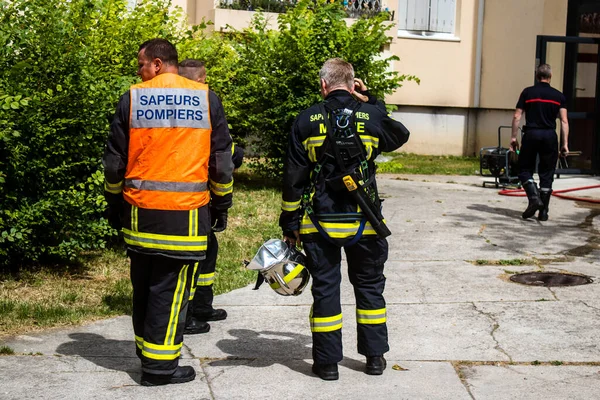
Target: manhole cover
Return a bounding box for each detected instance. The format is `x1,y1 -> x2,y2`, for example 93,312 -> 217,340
510,272 -> 593,287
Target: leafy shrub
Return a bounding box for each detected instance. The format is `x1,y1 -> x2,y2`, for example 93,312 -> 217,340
223,0 -> 418,176
0,0 -> 414,271
0,0 -> 194,270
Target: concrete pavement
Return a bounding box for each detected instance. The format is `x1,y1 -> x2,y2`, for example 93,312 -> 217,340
1,174 -> 600,399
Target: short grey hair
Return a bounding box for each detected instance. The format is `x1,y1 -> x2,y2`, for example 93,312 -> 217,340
319,58 -> 354,90
536,64 -> 552,81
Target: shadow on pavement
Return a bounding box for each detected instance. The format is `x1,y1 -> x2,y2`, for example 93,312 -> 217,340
56,332 -> 140,383
210,329 -> 364,377
467,204 -> 525,220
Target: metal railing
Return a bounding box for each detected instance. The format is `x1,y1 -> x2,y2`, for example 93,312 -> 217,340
218,0 -> 394,19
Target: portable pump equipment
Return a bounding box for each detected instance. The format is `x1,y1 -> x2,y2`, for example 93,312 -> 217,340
480,125 -> 521,188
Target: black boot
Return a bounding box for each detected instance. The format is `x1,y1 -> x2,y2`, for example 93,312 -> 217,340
184,317 -> 210,335
194,308 -> 228,322
522,181 -> 543,219
312,363 -> 339,381
366,356 -> 387,375
538,189 -> 552,221
141,366 -> 196,386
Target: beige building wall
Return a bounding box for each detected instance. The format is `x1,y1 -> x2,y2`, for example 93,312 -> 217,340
174,0 -> 572,156
387,0 -> 478,108
479,0 -> 567,110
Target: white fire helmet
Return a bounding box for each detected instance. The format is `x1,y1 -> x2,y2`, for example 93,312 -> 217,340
246,239 -> 310,296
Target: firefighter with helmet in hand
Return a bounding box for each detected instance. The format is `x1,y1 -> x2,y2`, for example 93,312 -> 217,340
279,58 -> 410,380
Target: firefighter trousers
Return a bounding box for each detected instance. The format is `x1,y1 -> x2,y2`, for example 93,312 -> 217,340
129,250 -> 194,375
518,128 -> 558,190
303,237 -> 389,364
189,231 -> 218,316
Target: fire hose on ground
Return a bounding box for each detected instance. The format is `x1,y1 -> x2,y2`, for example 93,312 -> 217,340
498,184 -> 600,204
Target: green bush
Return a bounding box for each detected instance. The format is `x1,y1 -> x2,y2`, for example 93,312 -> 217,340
0,0 -> 414,271
223,0 -> 418,176
0,0 -> 194,270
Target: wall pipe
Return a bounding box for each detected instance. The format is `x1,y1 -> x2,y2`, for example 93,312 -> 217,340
473,0 -> 485,108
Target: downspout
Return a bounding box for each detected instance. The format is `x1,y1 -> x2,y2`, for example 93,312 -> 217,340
467,0 -> 485,155
473,0 -> 485,108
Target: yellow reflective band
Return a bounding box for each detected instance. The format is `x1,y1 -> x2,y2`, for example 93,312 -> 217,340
141,341 -> 182,361
310,313 -> 343,333
189,262 -> 200,300
165,264 -> 188,346
131,206 -> 138,232
359,135 -> 378,160
141,350 -> 181,361
303,135 -> 326,162
359,135 -> 379,147
284,264 -> 304,283
231,142 -> 235,153
300,215 -> 380,238
356,308 -> 387,325
210,179 -> 234,196
197,272 -> 215,286
123,229 -> 208,251
135,335 -> 143,350
269,265 -> 304,289
189,209 -> 198,237
281,199 -> 301,212
104,180 -> 123,194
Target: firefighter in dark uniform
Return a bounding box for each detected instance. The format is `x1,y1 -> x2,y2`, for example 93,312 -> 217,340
177,59 -> 245,334
280,58 -> 410,380
185,144 -> 244,333
511,63 -> 569,221
103,39 -> 234,386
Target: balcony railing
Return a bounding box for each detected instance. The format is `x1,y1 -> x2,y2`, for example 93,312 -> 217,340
218,0 -> 394,19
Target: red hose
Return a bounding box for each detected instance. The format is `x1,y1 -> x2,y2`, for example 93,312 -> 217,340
498,184 -> 600,204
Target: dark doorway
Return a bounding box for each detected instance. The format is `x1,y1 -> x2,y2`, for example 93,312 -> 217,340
544,0 -> 600,175
536,34 -> 600,175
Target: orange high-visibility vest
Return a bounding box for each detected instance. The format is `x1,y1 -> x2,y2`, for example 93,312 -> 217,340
124,73 -> 212,211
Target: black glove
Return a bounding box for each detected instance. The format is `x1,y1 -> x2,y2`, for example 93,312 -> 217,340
105,203 -> 123,230
211,208 -> 228,232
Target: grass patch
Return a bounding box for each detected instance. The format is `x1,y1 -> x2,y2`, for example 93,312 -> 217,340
0,171 -> 281,338
376,152 -> 480,175
0,346 -> 14,355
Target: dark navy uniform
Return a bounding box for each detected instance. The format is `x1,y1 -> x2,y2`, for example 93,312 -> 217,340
516,82 -> 567,189
188,144 -> 244,320
280,90 -> 409,365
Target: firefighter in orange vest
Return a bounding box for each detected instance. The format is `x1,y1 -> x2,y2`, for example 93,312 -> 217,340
102,39 -> 234,386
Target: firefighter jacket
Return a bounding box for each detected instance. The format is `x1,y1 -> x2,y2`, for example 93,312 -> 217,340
103,73 -> 234,260
279,90 -> 409,245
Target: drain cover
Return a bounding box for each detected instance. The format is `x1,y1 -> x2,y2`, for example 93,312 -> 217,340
510,272 -> 593,287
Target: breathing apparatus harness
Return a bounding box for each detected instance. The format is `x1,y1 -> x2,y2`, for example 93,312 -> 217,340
300,99 -> 391,246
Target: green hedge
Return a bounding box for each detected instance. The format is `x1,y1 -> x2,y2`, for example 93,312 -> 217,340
0,0 -> 194,270
0,0 -> 415,271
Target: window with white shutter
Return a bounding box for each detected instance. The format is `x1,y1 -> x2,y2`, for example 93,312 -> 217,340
397,0 -> 456,35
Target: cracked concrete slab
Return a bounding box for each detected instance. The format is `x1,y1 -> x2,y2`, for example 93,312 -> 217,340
0,355 -> 210,400
1,174 -> 599,399
473,300 -> 600,362
463,364 -> 600,400
202,359 -> 470,400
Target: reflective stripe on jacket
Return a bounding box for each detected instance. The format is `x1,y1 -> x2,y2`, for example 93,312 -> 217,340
103,72 -> 234,260
125,74 -> 211,210
279,90 -> 410,245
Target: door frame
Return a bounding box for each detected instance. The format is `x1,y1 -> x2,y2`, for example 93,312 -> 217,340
536,35 -> 600,175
